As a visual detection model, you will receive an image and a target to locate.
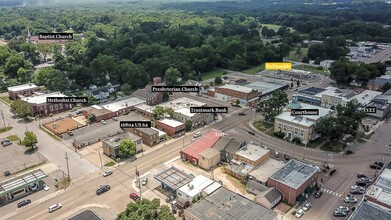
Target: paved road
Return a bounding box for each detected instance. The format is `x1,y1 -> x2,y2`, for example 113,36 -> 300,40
365,47 -> 391,63
0,102 -> 99,181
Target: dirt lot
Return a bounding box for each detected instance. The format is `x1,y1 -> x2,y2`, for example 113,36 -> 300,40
78,142 -> 115,168
43,117 -> 85,135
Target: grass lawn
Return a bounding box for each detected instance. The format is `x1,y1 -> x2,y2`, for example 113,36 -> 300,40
0,126 -> 12,134
0,96 -> 14,106
305,136 -> 328,148
7,135 -> 20,141
260,23 -> 282,31
253,121 -> 273,132
320,141 -> 345,152
287,47 -> 308,62
201,68 -> 226,81
104,161 -> 116,167
293,64 -> 329,75
241,63 -> 265,75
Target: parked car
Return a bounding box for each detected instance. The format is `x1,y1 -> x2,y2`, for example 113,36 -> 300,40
43,183 -> 50,191
48,203 -> 62,213
295,209 -> 305,218
67,131 -> 74,136
29,183 -> 38,191
141,177 -> 148,186
374,162 -> 384,167
314,190 -> 323,198
344,195 -> 357,203
101,120 -> 107,125
4,171 -> 10,176
358,177 -> 372,183
193,132 -> 201,138
357,173 -> 368,178
1,139 -> 12,147
17,199 -> 31,208
130,192 -> 140,201
333,210 -> 348,217
284,154 -> 290,161
356,181 -> 370,187
370,164 -> 382,170
351,185 -> 365,191
329,169 -> 336,176
248,131 -> 255,135
166,195 -> 175,203
103,170 -> 113,177
238,112 -> 246,116
274,151 -> 280,158
96,185 -> 110,195
350,187 -> 365,194
336,206 -> 350,212
302,203 -> 311,211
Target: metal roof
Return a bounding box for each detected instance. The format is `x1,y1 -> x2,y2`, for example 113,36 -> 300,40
69,210 -> 102,220
349,201 -> 391,220
0,169 -> 48,196
154,166 -> 193,191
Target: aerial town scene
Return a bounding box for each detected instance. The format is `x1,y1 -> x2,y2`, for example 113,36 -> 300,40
0,0 -> 391,220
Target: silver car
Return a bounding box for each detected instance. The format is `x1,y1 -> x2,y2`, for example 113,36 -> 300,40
48,203 -> 62,213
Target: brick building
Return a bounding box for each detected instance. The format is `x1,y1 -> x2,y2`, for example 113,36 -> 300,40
8,83 -> 40,100
267,160 -> 319,205
155,118 -> 185,137
83,105 -> 116,122
214,84 -> 259,106
21,92 -> 72,117
102,133 -> 143,158
126,128 -> 159,147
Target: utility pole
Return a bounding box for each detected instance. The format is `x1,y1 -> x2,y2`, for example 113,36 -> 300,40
62,170 -> 66,189
136,166 -> 141,199
1,111 -> 5,128
65,153 -> 70,180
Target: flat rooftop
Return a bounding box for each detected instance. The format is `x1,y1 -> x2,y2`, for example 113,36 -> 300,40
270,159 -> 319,189
102,97 -> 145,112
299,87 -> 326,96
102,132 -> 142,147
159,118 -> 184,128
249,159 -> 285,183
154,166 -> 193,191
246,81 -> 288,95
151,127 -> 166,137
235,143 -> 269,162
178,175 -> 214,198
8,83 -> 38,92
314,86 -> 356,100
134,103 -> 153,112
352,90 -> 382,106
22,92 -> 66,105
217,84 -> 256,94
276,103 -> 333,126
349,201 -> 391,220
159,97 -> 206,111
186,187 -> 277,220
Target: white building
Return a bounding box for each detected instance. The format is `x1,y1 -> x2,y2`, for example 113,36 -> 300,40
177,175 -> 214,204
319,60 -> 335,68
102,97 -> 145,114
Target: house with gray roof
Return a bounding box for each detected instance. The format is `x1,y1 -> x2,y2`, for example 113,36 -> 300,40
256,187 -> 283,209
368,75 -> 391,91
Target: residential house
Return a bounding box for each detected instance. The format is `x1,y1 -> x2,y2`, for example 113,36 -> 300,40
87,88 -> 110,100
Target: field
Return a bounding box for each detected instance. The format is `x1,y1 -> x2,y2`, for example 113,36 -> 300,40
201,68 -> 226,80
260,23 -> 282,31
287,47 -> 308,62
241,63 -> 265,75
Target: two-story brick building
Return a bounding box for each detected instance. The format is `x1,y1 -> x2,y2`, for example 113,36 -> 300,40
126,127 -> 159,147
214,84 -> 259,106
8,83 -> 40,100
155,118 -> 185,137
21,92 -> 72,117
267,159 -> 319,205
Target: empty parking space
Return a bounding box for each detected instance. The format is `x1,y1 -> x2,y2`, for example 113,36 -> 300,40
43,117 -> 85,135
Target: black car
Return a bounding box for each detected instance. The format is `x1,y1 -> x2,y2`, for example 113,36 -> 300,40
248,131 -> 255,135
357,173 -> 368,178
239,112 -> 246,116
358,177 -> 372,183
314,190 -> 323,198
4,171 -> 10,176
333,210 -> 347,217
284,154 -> 290,161
374,162 -> 384,167
329,169 -> 337,176
17,199 -> 31,208
96,185 -> 110,195
370,164 -> 382,170
356,181 -> 369,187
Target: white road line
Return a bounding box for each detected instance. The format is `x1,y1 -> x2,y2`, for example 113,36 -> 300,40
164,156 -> 180,166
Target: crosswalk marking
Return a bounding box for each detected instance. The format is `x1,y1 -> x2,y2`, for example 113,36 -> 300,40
321,188 -> 342,198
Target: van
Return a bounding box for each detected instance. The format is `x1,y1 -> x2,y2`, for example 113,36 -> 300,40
193,132 -> 201,138
48,203 -> 62,213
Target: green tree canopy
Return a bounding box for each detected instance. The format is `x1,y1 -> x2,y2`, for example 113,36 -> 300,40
22,131 -> 38,150
33,67 -> 68,92
262,90 -> 288,121
121,84 -> 132,95
185,120 -> 192,131
119,139 -> 137,157
214,76 -> 222,85
10,100 -> 33,119
117,198 -> 174,220
164,67 -> 181,86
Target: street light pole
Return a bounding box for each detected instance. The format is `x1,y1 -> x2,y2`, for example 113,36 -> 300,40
1,110 -> 6,128
65,153 -> 70,180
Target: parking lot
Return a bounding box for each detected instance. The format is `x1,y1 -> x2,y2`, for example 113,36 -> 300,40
0,138 -> 46,182
62,113 -> 149,146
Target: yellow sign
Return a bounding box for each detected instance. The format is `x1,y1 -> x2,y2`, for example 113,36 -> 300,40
265,62 -> 292,70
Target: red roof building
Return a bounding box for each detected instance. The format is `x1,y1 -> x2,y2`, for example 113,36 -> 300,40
180,130 -> 221,165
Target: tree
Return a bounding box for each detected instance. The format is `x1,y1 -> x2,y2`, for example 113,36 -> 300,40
162,92 -> 169,102
33,67 -> 68,92
88,114 -> 96,123
121,84 -> 132,95
22,131 -> 38,150
10,100 -> 33,119
262,90 -> 288,121
295,47 -> 302,55
119,139 -> 137,157
214,76 -> 222,85
185,120 -> 192,131
164,67 -> 181,86
153,106 -> 165,120
117,198 -> 175,220
165,107 -> 174,117
36,44 -> 52,62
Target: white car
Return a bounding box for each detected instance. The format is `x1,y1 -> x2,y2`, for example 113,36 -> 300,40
103,170 -> 113,177
351,185 -> 365,191
43,183 -> 50,191
302,203 -> 311,211
101,120 -> 107,125
29,183 -> 38,191
48,203 -> 62,213
295,209 -> 305,218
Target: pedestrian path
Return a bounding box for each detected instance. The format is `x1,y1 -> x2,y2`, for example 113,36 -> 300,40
321,188 -> 342,198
